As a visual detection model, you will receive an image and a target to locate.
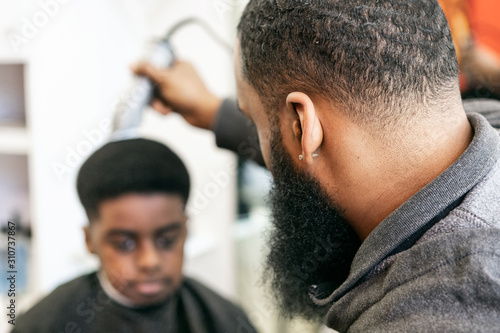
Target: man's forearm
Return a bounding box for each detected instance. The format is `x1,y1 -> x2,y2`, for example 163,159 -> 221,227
212,99 -> 265,166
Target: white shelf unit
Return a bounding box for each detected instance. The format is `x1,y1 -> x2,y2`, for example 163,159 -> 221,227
0,127 -> 30,155
0,60 -> 37,333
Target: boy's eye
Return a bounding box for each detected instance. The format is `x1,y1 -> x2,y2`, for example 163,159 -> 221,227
155,236 -> 177,249
111,238 -> 136,252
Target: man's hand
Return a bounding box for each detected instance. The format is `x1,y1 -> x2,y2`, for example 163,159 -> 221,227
131,60 -> 222,130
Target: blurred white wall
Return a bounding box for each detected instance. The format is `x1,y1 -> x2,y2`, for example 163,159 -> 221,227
0,0 -> 243,321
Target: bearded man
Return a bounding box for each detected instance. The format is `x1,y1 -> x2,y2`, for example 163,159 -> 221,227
134,0 -> 500,331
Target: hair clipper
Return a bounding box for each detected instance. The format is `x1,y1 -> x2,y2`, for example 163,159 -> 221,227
110,39 -> 175,141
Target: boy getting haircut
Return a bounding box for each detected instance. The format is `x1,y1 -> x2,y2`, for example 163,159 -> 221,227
14,138 -> 256,333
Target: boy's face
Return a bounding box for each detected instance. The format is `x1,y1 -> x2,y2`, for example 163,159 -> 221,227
84,193 -> 187,307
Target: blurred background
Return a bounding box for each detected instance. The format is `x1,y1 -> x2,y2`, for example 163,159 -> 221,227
0,1 -> 323,332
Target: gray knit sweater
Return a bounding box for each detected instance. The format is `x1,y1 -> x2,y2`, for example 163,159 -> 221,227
313,109 -> 500,332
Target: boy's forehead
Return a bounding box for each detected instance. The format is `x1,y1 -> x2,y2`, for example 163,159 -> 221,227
92,193 -> 187,230
102,221 -> 184,237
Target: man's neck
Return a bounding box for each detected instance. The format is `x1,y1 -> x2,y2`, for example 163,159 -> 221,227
318,107 -> 473,241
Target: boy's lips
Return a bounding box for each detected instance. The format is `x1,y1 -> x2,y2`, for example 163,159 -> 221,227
132,279 -> 169,295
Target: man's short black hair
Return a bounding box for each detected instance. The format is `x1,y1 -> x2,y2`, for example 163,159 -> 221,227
77,138 -> 190,221
237,0 -> 459,128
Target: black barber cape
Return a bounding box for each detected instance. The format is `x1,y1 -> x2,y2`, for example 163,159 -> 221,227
12,272 -> 256,333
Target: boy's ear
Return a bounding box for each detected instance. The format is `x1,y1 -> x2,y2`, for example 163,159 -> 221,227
181,217 -> 188,242
177,216 -> 188,247
84,226 -> 95,254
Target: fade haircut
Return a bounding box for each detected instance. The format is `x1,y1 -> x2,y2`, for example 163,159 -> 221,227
237,0 -> 459,128
77,138 -> 190,221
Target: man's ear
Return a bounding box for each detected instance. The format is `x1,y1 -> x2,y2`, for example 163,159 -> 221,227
84,225 -> 96,254
286,92 -> 324,165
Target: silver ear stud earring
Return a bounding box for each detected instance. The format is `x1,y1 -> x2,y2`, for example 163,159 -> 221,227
299,154 -> 319,161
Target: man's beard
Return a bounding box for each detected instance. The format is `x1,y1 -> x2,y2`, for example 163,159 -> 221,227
264,130 -> 361,321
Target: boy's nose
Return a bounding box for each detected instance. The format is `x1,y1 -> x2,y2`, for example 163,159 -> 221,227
137,242 -> 161,272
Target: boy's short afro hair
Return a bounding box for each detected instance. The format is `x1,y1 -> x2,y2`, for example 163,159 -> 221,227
77,138 -> 190,221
